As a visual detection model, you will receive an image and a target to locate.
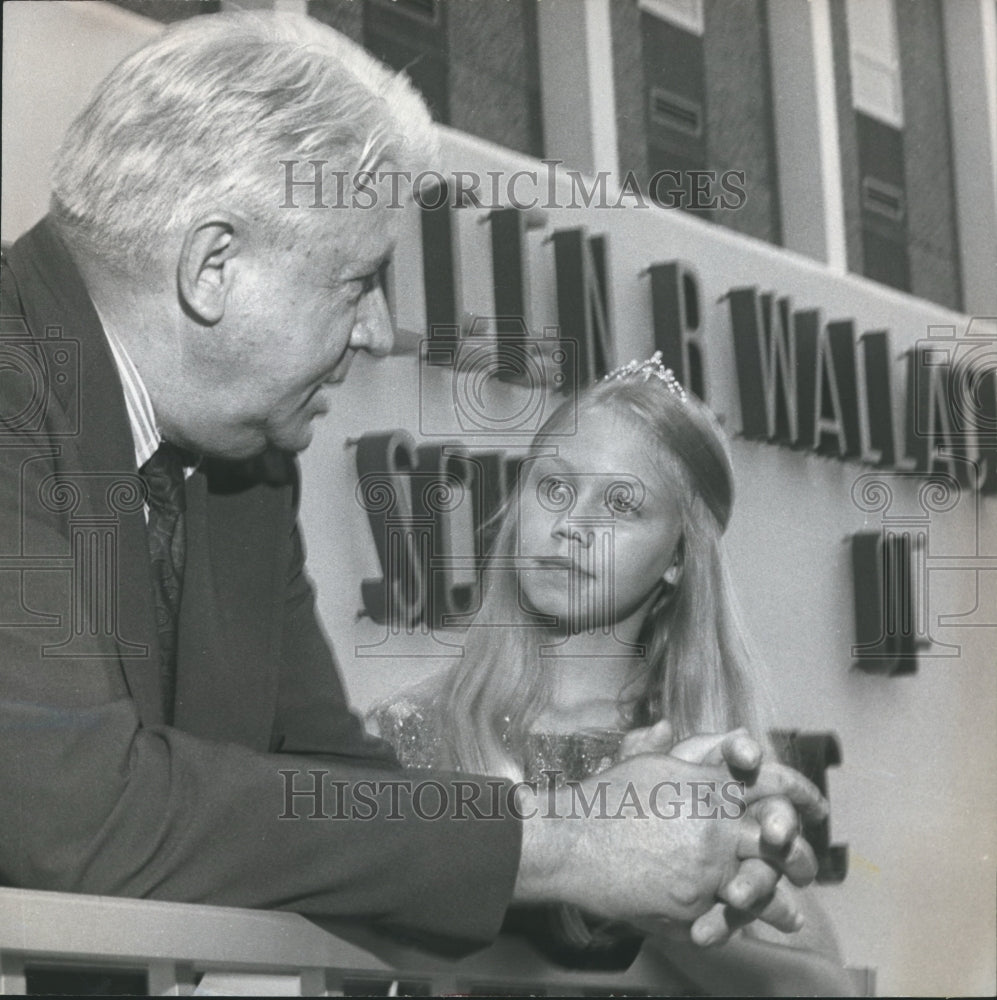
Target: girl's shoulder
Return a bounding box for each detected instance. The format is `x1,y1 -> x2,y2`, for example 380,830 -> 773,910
366,677 -> 453,770
522,728 -> 626,783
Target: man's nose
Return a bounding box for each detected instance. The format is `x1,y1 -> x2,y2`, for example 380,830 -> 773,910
350,285 -> 394,357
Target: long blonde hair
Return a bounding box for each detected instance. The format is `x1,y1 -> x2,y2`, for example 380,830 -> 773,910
439,377 -> 770,777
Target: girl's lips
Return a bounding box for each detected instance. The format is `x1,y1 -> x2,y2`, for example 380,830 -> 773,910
528,555 -> 595,578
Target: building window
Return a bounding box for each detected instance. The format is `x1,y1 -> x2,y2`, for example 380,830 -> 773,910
845,0 -> 910,292
620,0 -> 781,242
641,8 -> 708,206
846,0 -> 903,128
637,0 -> 704,37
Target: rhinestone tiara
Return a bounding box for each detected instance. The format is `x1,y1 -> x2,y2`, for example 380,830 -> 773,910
600,350 -> 687,401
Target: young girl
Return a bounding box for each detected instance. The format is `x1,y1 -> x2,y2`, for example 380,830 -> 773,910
371,353 -> 854,995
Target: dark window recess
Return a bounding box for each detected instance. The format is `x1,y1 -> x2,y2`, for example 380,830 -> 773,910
444,0 -> 543,158
463,985 -> 545,997
649,86 -> 703,138
342,978 -> 433,996
861,176 -> 906,223
393,0 -> 439,19
641,12 -> 709,213
363,0 -> 449,123
581,990 -> 650,998
856,112 -> 910,292
25,965 -> 148,995
520,0 -> 546,159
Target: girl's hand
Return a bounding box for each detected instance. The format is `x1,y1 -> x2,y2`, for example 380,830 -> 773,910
669,728 -> 762,771
620,724 -> 762,773
618,719 -> 675,759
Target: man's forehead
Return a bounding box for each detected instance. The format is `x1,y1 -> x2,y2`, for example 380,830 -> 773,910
295,204 -> 398,273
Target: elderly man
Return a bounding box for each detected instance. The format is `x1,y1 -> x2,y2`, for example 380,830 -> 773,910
1,10 -> 822,958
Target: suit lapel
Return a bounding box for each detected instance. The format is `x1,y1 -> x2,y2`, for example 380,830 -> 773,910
8,220 -> 163,724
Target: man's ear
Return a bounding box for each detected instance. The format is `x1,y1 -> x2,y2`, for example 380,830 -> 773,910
177,214 -> 244,324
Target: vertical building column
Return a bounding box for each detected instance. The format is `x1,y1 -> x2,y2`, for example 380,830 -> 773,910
942,0 -> 997,315
536,0 -> 619,179
766,0 -> 847,271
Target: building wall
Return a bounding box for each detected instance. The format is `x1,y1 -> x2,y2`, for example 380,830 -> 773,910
610,0 -> 649,184
829,0 -> 866,278
306,0 -> 363,42
309,0 -> 543,158
447,0 -> 543,158
1,0 -> 162,242
99,0 -> 973,311
701,0 -> 781,243
896,0 -> 962,311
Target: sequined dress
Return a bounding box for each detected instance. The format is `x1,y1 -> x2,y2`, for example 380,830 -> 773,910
369,691 -> 645,970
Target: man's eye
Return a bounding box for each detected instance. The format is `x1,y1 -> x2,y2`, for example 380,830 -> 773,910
361,261 -> 390,296
346,271 -> 380,299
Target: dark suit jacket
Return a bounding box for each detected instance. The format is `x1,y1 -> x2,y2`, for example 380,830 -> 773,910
0,219 -> 520,951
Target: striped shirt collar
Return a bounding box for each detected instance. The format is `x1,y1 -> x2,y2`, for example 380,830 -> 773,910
102,325 -> 161,471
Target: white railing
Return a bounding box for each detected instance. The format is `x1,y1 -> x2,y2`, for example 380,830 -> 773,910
0,887 -> 876,996
0,887 -> 398,996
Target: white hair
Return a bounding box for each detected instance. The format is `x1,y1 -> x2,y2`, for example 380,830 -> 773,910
51,10 -> 437,273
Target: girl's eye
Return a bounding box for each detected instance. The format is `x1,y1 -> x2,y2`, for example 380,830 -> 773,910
537,475 -> 575,513
605,483 -> 640,515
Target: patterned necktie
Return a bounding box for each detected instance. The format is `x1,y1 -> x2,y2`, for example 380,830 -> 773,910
140,442 -> 188,724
